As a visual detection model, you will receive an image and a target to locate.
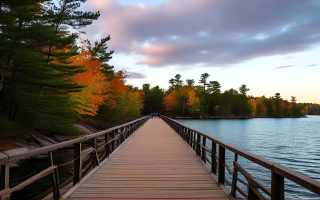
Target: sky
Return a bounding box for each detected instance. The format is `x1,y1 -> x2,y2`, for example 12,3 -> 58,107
80,0 -> 320,104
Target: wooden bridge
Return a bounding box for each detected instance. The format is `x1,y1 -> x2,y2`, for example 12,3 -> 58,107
1,116 -> 320,200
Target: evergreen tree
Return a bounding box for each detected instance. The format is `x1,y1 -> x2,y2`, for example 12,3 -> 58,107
186,79 -> 195,88
199,73 -> 210,97
86,36 -> 114,77
0,0 -> 101,135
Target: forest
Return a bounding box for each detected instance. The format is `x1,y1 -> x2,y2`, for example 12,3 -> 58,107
141,73 -> 320,119
0,0 -> 319,138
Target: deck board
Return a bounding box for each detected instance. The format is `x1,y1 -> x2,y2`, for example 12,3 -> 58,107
67,118 -> 230,199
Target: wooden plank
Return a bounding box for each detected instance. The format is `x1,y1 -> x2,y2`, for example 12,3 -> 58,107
66,119 -> 229,199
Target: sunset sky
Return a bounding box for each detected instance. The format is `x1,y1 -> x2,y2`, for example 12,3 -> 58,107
80,0 -> 320,104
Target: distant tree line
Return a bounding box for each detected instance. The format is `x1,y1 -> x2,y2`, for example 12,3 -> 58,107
141,73 -> 319,118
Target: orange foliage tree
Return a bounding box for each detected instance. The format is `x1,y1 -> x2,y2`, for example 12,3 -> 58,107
71,51 -> 109,116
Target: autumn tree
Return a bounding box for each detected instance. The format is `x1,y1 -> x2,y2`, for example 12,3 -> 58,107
70,51 -> 109,116
94,71 -> 143,124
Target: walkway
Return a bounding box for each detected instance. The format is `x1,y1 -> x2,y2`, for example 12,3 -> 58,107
65,118 -> 230,199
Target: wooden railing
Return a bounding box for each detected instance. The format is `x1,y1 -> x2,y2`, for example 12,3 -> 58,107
0,116 -> 149,200
161,116 -> 320,200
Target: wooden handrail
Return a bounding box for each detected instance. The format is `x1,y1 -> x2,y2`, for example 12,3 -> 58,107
0,116 -> 150,200
161,115 -> 320,199
234,161 -> 270,198
0,116 -> 149,164
0,166 -> 57,197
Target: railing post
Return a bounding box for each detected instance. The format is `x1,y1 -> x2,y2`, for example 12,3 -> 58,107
193,132 -> 196,151
133,123 -> 136,132
202,137 -> 206,163
48,151 -> 60,200
119,127 -> 123,144
196,134 -> 201,157
112,130 -> 116,152
231,155 -> 238,198
124,126 -> 128,139
271,171 -> 284,200
211,141 -> 217,174
182,127 -> 184,139
105,132 -> 110,158
248,185 -> 260,200
1,163 -> 10,200
73,143 -> 82,185
128,125 -> 131,136
190,131 -> 193,147
218,145 -> 225,184
92,138 -> 99,168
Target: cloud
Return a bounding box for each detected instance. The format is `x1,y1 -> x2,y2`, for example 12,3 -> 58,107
274,65 -> 296,69
306,64 -> 318,67
127,71 -> 146,79
81,0 -> 320,67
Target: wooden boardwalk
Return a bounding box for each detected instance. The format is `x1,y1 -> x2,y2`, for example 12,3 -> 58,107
64,118 -> 230,199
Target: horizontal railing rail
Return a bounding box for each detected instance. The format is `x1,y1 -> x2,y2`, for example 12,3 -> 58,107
0,116 -> 149,200
161,115 -> 320,200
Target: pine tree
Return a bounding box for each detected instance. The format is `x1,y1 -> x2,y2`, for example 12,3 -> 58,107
0,0 -> 101,135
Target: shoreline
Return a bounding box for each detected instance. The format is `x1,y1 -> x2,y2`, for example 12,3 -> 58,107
173,116 -> 307,119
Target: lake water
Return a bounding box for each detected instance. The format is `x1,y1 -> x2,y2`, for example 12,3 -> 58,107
176,116 -> 320,199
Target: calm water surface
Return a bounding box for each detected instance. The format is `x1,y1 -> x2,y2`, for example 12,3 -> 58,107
177,115 -> 320,200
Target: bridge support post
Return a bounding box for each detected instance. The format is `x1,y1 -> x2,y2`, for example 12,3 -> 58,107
271,171 -> 284,200
218,146 -> 225,184
73,143 -> 82,185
